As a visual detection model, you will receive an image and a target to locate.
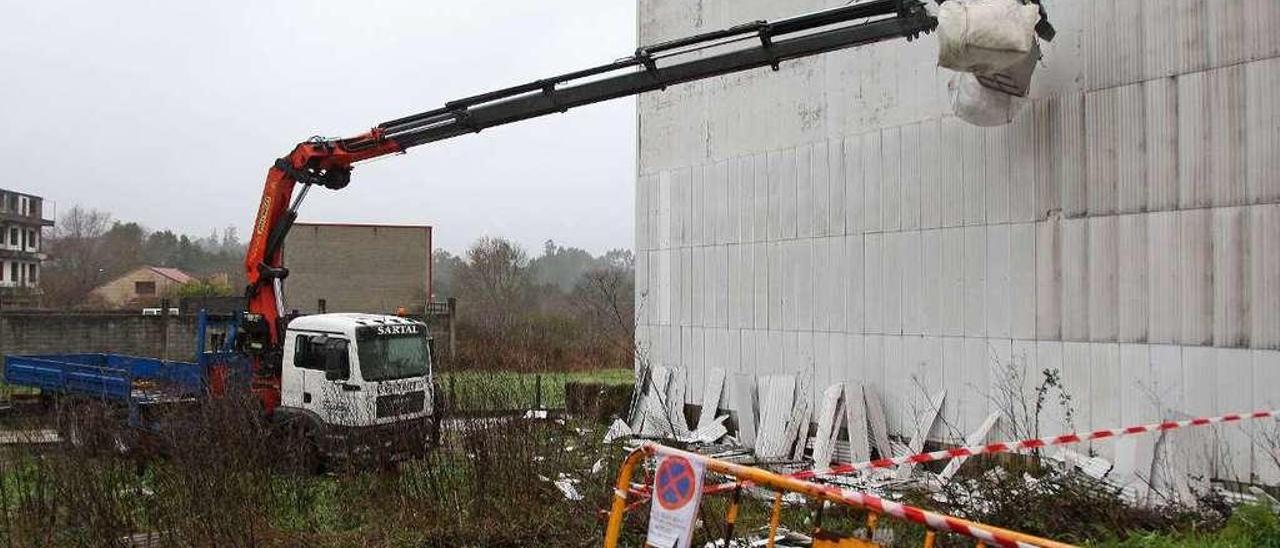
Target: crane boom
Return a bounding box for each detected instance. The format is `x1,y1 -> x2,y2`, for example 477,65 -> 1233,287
241,0 -> 935,409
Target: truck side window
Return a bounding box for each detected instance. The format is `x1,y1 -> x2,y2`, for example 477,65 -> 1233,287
294,335 -> 324,370
324,340 -> 350,381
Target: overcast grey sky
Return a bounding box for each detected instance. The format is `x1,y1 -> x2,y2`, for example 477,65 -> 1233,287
0,1 -> 636,255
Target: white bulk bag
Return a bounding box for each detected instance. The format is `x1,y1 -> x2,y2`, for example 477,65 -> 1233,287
949,72 -> 1023,127
937,0 -> 1041,74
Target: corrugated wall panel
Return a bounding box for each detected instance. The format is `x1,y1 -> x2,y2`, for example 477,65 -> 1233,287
1177,0 -> 1210,75
1089,344 -> 1121,450
795,240 -> 813,331
716,245 -> 729,328
1035,341 -> 1068,433
963,124 -> 987,226
1085,0 -> 1118,90
768,241 -> 783,329
1116,84 -> 1147,213
982,339 -> 1010,431
1149,344 -> 1186,413
1180,209 -> 1213,346
752,153 -> 769,242
1036,217 -> 1063,340
1178,71 -> 1212,209
1148,211 -> 1182,343
921,229 -> 943,336
985,121 -> 1011,224
987,225 -> 1012,339
1251,205 -> 1280,349
715,161 -> 731,245
1113,0 -> 1144,87
797,143 -> 815,239
963,226 -> 987,337
901,123 -> 922,230
881,127 -> 903,232
883,232 -> 904,335
752,241 -> 768,329
1246,58 -> 1280,204
1207,0 -> 1248,69
941,227 -> 965,336
1245,0 -> 1280,60
1033,100 -> 1061,220
1055,94 -> 1088,218
767,150 -> 783,241
846,234 -> 864,335
728,244 -> 744,329
1208,65 -> 1248,207
780,147 -> 798,240
1253,350 -> 1280,483
862,131 -> 883,234
1086,87 -> 1119,215
881,336 -> 904,431
672,247 -> 685,327
941,118 -> 966,228
1061,218 -> 1090,341
686,165 -> 699,246
1088,216 -> 1118,341
919,119 -> 943,229
864,233 -> 884,334
901,231 -> 923,336
1011,223 -> 1037,340
1145,79 -> 1179,211
843,134 -> 864,235
1009,109 -> 1037,223
827,138 -> 847,236
1214,348 -> 1253,478
1212,207 -> 1249,347
1062,342 -> 1093,432
1117,214 -> 1149,343
940,336 -> 965,433
727,157 -> 743,244
781,241 -> 795,330
812,141 -> 830,237
1142,0 -> 1179,79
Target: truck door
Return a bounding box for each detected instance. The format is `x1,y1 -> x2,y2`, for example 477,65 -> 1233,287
287,334 -> 356,423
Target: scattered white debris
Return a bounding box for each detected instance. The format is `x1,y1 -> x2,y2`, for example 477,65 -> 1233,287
697,368 -> 727,431
553,474 -> 583,501
937,412 -> 999,483
603,419 -> 633,443
523,409 -> 548,420
591,458 -> 604,475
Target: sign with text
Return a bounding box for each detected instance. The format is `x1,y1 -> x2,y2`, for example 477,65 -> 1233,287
646,453 -> 705,548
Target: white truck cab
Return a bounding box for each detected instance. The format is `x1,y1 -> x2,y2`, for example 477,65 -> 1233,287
277,313 -> 435,462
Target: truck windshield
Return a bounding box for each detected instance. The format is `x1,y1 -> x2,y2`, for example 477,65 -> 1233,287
357,334 -> 431,381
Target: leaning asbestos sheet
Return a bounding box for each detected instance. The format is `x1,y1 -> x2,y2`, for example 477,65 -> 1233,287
731,373 -> 758,447
781,385 -> 811,461
937,412 -> 999,482
895,390 -> 945,480
754,374 -> 796,459
863,386 -> 893,460
697,368 -> 727,431
636,365 -> 673,437
666,370 -> 692,438
812,384 -> 846,470
844,384 -> 871,463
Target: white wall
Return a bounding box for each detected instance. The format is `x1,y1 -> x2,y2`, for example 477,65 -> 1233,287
636,0 -> 1280,484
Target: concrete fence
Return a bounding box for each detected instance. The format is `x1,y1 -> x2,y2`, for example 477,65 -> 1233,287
0,311 -> 200,361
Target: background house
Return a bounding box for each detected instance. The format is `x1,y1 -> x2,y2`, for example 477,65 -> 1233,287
90,266 -> 195,308
0,188 -> 55,308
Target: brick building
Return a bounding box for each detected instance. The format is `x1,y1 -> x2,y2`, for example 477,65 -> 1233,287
90,266 -> 196,308
0,189 -> 54,307
283,223 -> 432,315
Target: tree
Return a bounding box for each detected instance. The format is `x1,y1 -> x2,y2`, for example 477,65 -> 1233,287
431,249 -> 466,299
455,237 -> 531,328
41,206 -> 113,307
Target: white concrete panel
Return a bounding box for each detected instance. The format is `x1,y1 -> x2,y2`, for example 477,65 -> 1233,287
688,327 -> 702,393
985,117 -> 1011,225
901,123 -> 922,230
881,127 -> 903,232
1252,350 -> 1280,484
715,245 -> 730,328
941,336 -> 966,437
636,174 -> 651,251
986,225 -> 1012,339
1062,218 -> 1089,341
781,147 -> 798,239
881,335 -> 903,432
753,153 -> 769,242
1148,211 -> 1182,344
862,131 -> 883,233
727,157 -> 743,245
1209,65 -> 1249,208
828,236 -> 848,333
864,335 -> 885,400
921,229 -> 943,337
964,226 -> 987,337
845,333 -> 865,388
1033,101 -> 1061,221
1036,217 -> 1062,340
844,134 -> 865,234
1215,348 -> 1254,480
1145,78 -> 1179,212
1252,205 -> 1280,349
1062,342 -> 1094,433
1180,209 -> 1213,346
1009,109 -> 1037,223
1181,345 -> 1216,419
715,160 -> 731,245
672,247 -> 686,327
1149,345 -> 1186,414
1246,58 -> 1280,204
782,241 -> 796,330
1011,223 -> 1037,340
1036,341 -> 1070,435
985,338 -> 1013,436
1116,83 -> 1147,214
919,119 -> 942,229
1090,344 -> 1121,455
659,248 -> 672,325
845,234 -> 864,335
941,227 -> 965,337
863,233 -> 884,335
686,165 -> 700,246
957,337 -> 989,434
901,231 -> 923,336
797,143 -> 815,239
827,138 -> 847,236
882,232 -> 904,336
1117,214 -> 1149,343
1213,207 -> 1250,347
795,239 -> 814,332
752,242 -> 768,329
767,150 -> 783,241
728,244 -> 744,329
1113,0 -> 1144,86
962,123 -> 987,226
1054,94 -> 1088,218
660,170 -> 675,249
1119,344 -> 1157,425
767,241 -> 783,329
1178,70 -> 1213,209
1088,216 -> 1119,342
812,140 -> 830,237
940,118 -> 966,228
1086,87 -> 1119,215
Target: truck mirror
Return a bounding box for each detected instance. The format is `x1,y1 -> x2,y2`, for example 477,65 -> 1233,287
323,339 -> 350,381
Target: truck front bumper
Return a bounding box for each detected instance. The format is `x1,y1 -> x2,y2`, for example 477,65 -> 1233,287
317,414 -> 436,464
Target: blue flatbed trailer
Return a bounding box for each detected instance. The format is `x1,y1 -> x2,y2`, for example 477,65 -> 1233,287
2,312 -> 250,428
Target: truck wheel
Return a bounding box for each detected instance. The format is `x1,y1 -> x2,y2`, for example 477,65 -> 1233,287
278,419 -> 323,475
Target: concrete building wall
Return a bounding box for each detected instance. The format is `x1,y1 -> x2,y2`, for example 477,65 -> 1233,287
636,0 -> 1280,483
90,267 -> 189,307
283,223 -> 432,315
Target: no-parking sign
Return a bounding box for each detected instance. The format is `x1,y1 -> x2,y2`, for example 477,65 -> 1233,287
646,453 -> 705,548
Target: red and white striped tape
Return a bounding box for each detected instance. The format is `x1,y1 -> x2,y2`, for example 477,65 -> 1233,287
688,408 -> 1280,495
814,484 -> 1038,548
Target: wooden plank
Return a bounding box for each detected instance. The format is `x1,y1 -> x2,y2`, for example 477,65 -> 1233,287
844,384 -> 871,463
896,390 -> 946,480
863,385 -> 893,460
938,412 -> 1000,482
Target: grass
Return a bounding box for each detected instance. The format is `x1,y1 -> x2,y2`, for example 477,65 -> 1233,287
438,368 -> 633,411
1094,502 -> 1280,547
